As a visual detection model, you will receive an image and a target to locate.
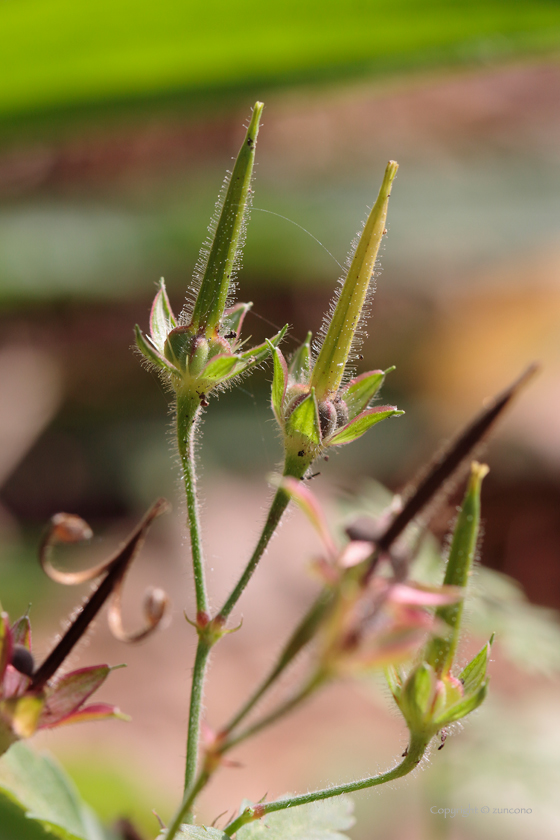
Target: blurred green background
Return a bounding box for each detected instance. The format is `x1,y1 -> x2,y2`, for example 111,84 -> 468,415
1,2 -> 560,838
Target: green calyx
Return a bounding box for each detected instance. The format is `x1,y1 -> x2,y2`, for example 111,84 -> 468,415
270,339 -> 402,478
136,279 -> 287,403
389,658 -> 488,739
387,461 -> 492,741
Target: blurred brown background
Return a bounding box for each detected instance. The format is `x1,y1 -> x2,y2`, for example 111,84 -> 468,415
1,4 -> 560,838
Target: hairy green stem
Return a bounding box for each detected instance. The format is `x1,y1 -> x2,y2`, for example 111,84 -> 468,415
184,641 -> 212,797
222,669 -> 326,754
176,392 -> 210,799
223,587 -> 334,735
165,770 -> 211,840
224,733 -> 430,836
176,393 -> 208,616
219,487 -> 290,621
165,671 -> 328,839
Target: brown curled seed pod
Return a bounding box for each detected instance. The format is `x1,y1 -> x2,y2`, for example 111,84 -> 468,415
31,498 -> 170,689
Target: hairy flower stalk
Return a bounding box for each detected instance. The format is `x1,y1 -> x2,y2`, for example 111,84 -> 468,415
135,104 -> 290,798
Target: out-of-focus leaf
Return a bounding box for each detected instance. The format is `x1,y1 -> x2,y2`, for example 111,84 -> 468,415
157,826 -> 228,840
237,795 -> 355,840
0,742 -> 108,840
3,1 -> 560,123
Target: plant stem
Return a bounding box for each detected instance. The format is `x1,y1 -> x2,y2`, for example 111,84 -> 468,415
184,640 -> 212,795
176,392 -> 210,799
223,733 -> 430,836
176,393 -> 208,616
165,770 -> 211,840
222,670 -> 326,754
218,486 -> 290,621
165,672 -> 327,839
222,587 -> 334,735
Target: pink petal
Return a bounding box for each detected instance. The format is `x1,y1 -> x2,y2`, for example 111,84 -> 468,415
390,583 -> 462,606
3,664 -> 31,698
338,540 -> 373,568
51,703 -> 129,727
38,665 -> 110,728
280,477 -> 337,558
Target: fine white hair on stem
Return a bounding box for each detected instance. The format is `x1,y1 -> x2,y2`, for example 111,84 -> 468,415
311,209 -> 382,389
179,153 -> 255,329
179,169 -> 233,326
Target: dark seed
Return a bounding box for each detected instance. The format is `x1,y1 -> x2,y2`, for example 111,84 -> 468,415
11,645 -> 35,677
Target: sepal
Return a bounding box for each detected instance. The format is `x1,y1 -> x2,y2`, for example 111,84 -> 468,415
150,278 -> 177,353
400,663 -> 437,733
270,344 -> 288,424
326,406 -> 403,446
433,681 -> 488,727
222,302 -> 252,338
37,665 -> 113,729
285,389 -> 321,447
342,366 -> 394,420
135,324 -> 178,374
459,637 -> 493,696
289,332 -> 312,383
237,324 -> 288,367
201,354 -> 241,383
385,664 -> 404,701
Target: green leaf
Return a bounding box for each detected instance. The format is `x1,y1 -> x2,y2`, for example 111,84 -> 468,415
0,742 -> 108,840
326,407 -> 402,446
286,390 -> 321,446
149,278 -> 177,353
269,344 -> 288,424
237,796 -> 355,840
157,826 -> 228,840
191,102 -> 263,334
342,367 -> 394,419
459,640 -> 491,697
